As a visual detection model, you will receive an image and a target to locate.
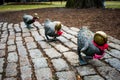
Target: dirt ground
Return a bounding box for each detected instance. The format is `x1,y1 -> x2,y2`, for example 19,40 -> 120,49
0,8 -> 120,40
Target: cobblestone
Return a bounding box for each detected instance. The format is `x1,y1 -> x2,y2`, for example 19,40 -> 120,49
56,71 -> 76,80
35,68 -> 52,80
63,52 -> 79,66
26,42 -> 37,50
0,50 -> 5,57
52,58 -> 69,71
105,58 -> 120,71
20,66 -> 32,80
55,44 -> 69,52
76,65 -> 96,76
7,52 -> 18,62
32,58 -> 48,69
83,75 -> 104,80
5,62 -> 17,77
109,49 -> 120,58
8,45 -> 16,52
44,48 -> 62,59
29,49 -> 43,59
0,58 -> 4,73
0,22 -> 120,80
3,77 -> 17,80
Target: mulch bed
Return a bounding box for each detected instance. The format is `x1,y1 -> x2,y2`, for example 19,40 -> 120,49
0,8 -> 120,40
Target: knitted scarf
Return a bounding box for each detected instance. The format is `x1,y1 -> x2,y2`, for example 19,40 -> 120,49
92,41 -> 108,59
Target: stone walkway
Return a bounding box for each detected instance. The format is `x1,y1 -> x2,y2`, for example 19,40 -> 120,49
0,21 -> 120,80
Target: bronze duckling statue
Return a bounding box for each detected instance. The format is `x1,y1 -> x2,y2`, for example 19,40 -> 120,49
44,19 -> 63,41
77,27 -> 108,65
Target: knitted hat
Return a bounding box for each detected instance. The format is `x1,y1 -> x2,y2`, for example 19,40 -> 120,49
94,31 -> 107,46
33,13 -> 39,19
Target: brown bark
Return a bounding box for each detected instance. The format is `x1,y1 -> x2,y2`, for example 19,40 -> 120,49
66,0 -> 104,8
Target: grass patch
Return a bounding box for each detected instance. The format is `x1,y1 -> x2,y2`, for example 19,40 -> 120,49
0,1 -> 66,12
106,1 -> 120,8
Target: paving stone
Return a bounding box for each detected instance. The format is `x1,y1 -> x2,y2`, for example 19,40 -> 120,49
4,77 -> 17,80
52,58 -> 69,71
8,35 -> 15,39
9,31 -> 15,36
1,37 -> 8,43
22,32 -> 31,37
35,35 -> 44,41
8,23 -> 13,29
16,41 -> 23,46
6,62 -> 17,77
108,36 -> 120,45
2,23 -> 7,31
83,75 -> 104,80
34,21 -> 43,29
31,31 -> 44,41
55,44 -> 69,53
66,29 -> 78,36
109,49 -> 120,59
17,45 -> 28,57
76,65 -> 96,76
63,33 -> 75,39
32,58 -> 48,69
97,66 -> 120,80
64,41 -> 77,48
20,22 -> 26,28
56,71 -> 76,80
103,51 -> 112,59
26,42 -> 37,50
1,31 -> 8,38
62,26 -> 70,31
105,58 -> 120,71
70,27 -> 79,32
14,24 -> 21,33
7,52 -> 18,63
44,48 -> 62,59
24,37 -> 34,43
8,45 -> 16,52
0,43 -> 6,49
49,42 -> 59,47
7,39 -> 15,45
88,59 -> 107,67
16,37 -> 22,41
57,36 -> 69,43
63,52 -> 79,66
29,49 -> 43,59
0,50 -> 5,57
16,33 -> 21,37
35,68 -> 52,80
20,66 -> 32,80
31,31 -> 39,36
38,41 -> 52,49
22,28 -> 30,33
71,37 -> 77,44
108,42 -> 120,51
9,28 -> 14,32
19,56 -> 31,67
0,58 -> 4,73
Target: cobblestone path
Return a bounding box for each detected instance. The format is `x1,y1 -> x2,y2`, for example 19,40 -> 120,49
0,21 -> 120,80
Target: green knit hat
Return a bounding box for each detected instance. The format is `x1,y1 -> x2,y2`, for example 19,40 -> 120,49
94,31 -> 108,46
55,22 -> 62,31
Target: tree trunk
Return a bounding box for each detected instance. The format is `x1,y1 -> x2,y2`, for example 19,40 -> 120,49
66,0 -> 104,8
0,0 -> 4,5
